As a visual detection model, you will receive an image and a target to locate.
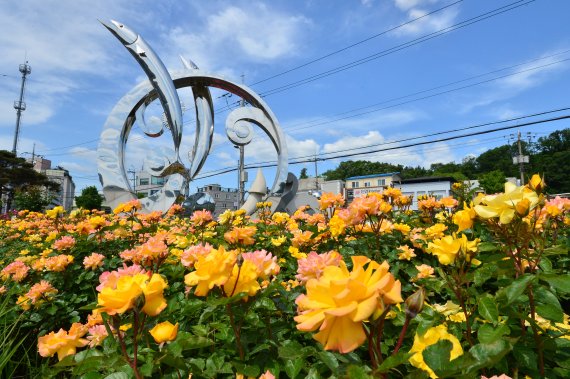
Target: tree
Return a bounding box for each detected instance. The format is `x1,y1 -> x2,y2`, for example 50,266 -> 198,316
475,145 -> 518,178
323,160 -> 404,181
13,186 -> 54,212
75,186 -> 104,210
299,168 -> 308,179
0,150 -> 59,211
478,170 -> 506,194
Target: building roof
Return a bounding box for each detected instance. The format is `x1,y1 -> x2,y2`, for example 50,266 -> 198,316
346,172 -> 400,180
397,176 -> 456,184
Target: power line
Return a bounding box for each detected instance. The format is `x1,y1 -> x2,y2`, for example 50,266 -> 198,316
290,106 -> 570,161
250,0 -> 464,86
194,134 -> 506,179
281,51 -> 570,132
193,113 -> 569,179
202,53 -> 570,156
258,0 -> 535,98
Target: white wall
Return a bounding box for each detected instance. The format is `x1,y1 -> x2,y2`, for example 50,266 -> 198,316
396,181 -> 452,210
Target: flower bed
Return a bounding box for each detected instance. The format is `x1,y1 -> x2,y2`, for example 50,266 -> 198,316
0,175 -> 569,378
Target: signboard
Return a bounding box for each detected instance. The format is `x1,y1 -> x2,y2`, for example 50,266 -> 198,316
353,187 -> 384,198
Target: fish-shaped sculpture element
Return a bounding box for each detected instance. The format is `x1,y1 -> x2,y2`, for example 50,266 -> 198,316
100,20 -> 184,162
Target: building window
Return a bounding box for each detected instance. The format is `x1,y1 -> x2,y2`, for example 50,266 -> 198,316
215,194 -> 220,198
151,176 -> 165,185
226,194 -> 230,199
364,182 -> 371,187
139,178 -> 149,185
351,181 -> 358,188
377,179 -> 385,186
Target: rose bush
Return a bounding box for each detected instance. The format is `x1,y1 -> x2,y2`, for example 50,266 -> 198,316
0,174 -> 569,378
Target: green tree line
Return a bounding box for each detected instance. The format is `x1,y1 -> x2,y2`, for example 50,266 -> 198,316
322,128 -> 570,194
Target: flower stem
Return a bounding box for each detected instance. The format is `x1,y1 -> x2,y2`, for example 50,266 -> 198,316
527,284 -> 545,377
392,315 -> 411,355
226,304 -> 244,360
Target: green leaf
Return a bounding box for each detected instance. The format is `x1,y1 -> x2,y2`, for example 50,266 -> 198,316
233,362 -> 260,377
346,365 -> 372,379
540,274 -> 570,294
254,297 -> 277,311
376,352 -> 412,373
139,359 -> 154,377
543,245 -> 569,256
477,324 -> 510,344
477,294 -> 499,324
318,351 -> 339,373
423,340 -> 452,375
474,264 -> 497,286
478,242 -> 499,252
284,359 -> 303,378
496,274 -> 535,306
513,345 -> 537,371
535,286 -> 564,322
103,373 -> 129,379
278,341 -> 306,360
79,372 -> 103,379
160,354 -> 188,370
305,367 -> 320,379
466,339 -> 514,372
176,331 -> 214,350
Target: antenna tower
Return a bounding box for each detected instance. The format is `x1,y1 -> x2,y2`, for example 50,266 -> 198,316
12,62 -> 32,155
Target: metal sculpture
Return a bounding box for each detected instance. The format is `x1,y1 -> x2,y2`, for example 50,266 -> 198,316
97,20 -> 288,213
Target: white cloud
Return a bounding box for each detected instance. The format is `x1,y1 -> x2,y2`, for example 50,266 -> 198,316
393,0 -> 459,36
320,130 -> 457,168
322,131 -> 384,155
458,51 -> 569,114
162,3 -> 311,77
282,109 -> 424,137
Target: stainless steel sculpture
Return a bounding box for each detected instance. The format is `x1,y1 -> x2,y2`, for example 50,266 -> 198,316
97,20 -> 288,213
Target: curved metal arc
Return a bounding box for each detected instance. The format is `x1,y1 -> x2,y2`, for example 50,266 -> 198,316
98,67 -> 288,213
171,73 -> 288,194
189,85 -> 214,179
101,20 -> 184,160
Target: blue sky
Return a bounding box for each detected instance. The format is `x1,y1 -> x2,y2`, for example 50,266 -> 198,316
1,0 -> 569,195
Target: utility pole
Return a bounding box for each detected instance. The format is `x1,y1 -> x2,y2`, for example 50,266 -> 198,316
314,155 -> 319,190
12,62 -> 32,155
31,143 -> 36,168
512,131 -> 529,185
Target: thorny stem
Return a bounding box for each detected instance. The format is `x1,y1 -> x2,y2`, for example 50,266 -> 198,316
392,315 -> 411,355
113,316 -> 131,365
442,271 -> 474,346
226,304 -> 244,360
364,326 -> 378,370
527,284 -> 545,377
132,310 -> 143,379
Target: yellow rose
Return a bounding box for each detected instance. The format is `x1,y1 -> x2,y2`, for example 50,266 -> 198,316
409,325 -> 463,379
475,182 -> 538,224
184,246 -> 236,296
295,256 -> 402,353
271,235 -> 287,247
427,236 -> 462,265
149,321 -> 178,344
97,274 -> 146,315
142,274 -> 168,316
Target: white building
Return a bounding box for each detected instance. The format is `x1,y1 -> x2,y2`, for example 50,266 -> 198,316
30,157 -> 76,212
395,176 -> 455,210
